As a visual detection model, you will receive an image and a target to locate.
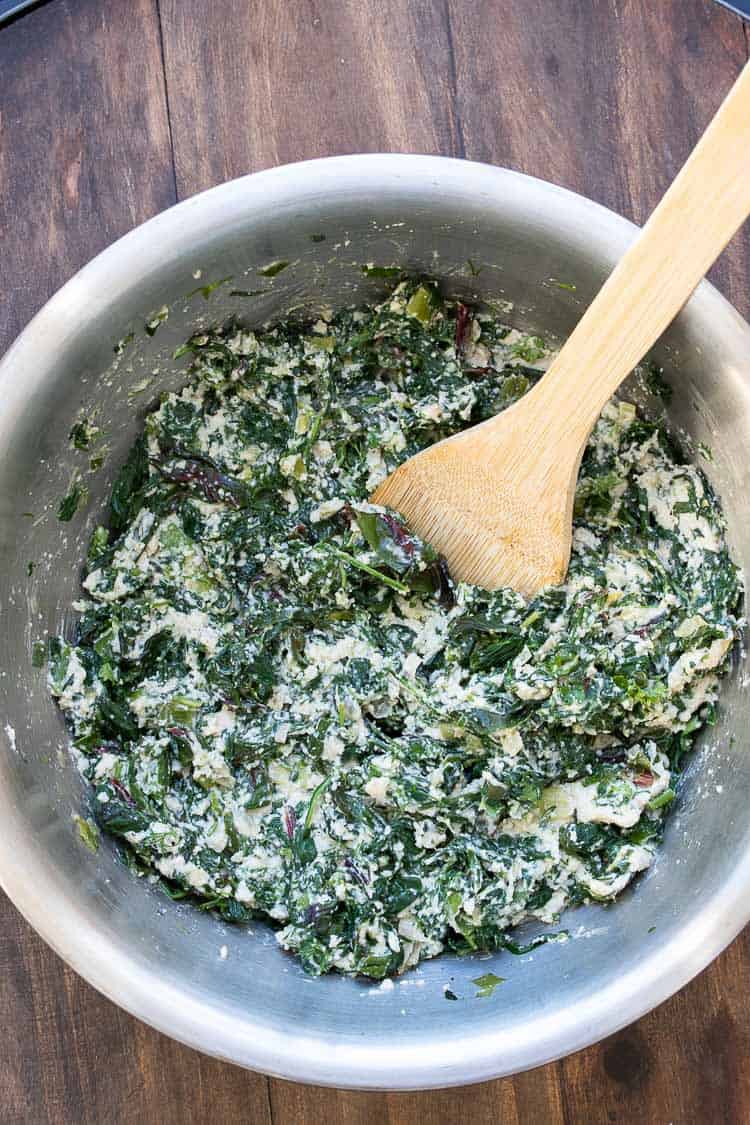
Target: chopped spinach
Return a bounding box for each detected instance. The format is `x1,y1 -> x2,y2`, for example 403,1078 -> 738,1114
49,279 -> 742,982
57,478 -> 88,522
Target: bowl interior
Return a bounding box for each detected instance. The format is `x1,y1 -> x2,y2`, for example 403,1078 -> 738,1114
1,156 -> 749,1088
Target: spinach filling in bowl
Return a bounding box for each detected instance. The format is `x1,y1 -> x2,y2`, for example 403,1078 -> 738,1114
49,280 -> 742,979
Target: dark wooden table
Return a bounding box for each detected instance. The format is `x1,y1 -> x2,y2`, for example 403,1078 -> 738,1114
2,1 -> 750,1121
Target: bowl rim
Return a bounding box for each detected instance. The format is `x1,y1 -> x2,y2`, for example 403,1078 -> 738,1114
2,152 -> 750,1089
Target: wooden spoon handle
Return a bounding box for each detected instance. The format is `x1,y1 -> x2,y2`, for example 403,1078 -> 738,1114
527,59 -> 750,451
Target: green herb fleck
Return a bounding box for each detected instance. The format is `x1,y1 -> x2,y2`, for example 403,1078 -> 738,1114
304,777 -> 333,832
648,787 -> 676,811
69,420 -> 99,451
406,284 -> 438,324
322,544 -> 410,594
472,972 -> 505,998
57,479 -> 88,522
510,336 -> 545,364
144,306 -> 169,336
113,332 -> 134,357
307,335 -> 335,352
87,525 -> 110,564
189,276 -> 233,300
258,260 -> 290,278
74,815 -> 100,853
362,264 -> 402,279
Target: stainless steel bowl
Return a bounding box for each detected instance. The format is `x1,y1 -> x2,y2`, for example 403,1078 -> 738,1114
1,155 -> 749,1090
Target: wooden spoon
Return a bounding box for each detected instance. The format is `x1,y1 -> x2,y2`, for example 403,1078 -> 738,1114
372,61 -> 750,597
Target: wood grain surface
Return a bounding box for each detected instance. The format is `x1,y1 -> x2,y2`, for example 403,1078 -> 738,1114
1,1 -> 749,1122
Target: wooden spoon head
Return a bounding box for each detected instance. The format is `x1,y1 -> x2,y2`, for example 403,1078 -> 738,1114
371,414 -> 576,598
